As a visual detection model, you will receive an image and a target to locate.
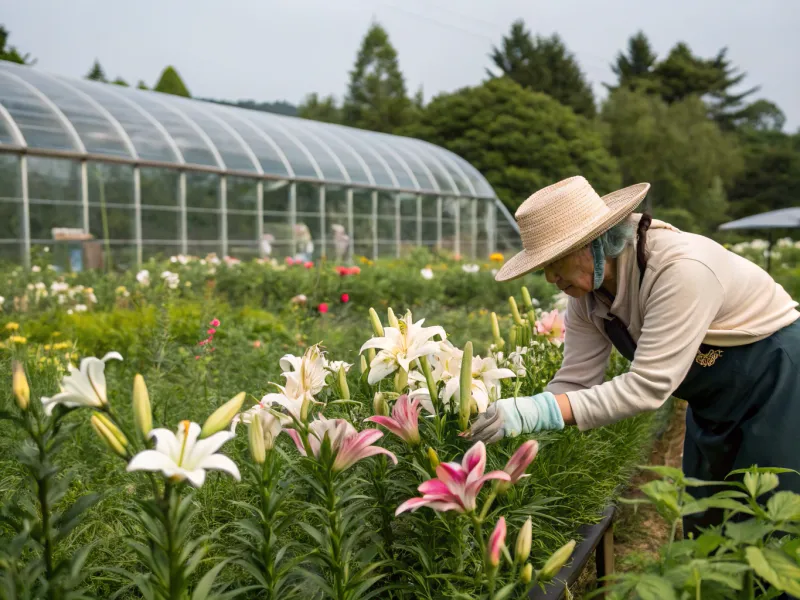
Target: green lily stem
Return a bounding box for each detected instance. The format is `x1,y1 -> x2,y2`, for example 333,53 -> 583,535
161,482 -> 184,600
323,466 -> 346,600
418,356 -> 443,441
479,491 -> 498,522
259,452 -> 276,597
470,514 -> 496,598
28,409 -> 55,595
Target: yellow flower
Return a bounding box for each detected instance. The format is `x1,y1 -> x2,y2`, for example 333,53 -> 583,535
490,252 -> 504,262
4,322 -> 20,331
53,342 -> 71,351
43,344 -> 52,351
52,332 -> 61,338
9,335 -> 27,345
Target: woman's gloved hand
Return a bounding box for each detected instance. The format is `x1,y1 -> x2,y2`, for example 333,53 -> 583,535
464,392 -> 565,444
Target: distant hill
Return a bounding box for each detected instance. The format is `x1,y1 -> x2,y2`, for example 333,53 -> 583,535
201,97 -> 298,117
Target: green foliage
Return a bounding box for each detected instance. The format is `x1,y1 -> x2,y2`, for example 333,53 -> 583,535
592,466 -> 800,599
86,60 -> 107,82
405,77 -> 620,210
202,98 -> 298,117
298,93 -> 343,124
602,87 -> 743,231
607,31 -> 658,92
0,25 -> 34,65
342,23 -> 412,133
488,20 -> 596,118
112,77 -> 129,87
155,66 -> 191,98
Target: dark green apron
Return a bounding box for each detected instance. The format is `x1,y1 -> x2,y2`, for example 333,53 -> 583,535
600,219 -> 800,536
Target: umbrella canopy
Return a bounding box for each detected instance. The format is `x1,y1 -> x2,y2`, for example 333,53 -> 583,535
719,207 -> 800,231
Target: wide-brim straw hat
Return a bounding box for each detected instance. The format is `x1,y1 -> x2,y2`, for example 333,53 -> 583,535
495,176 -> 650,282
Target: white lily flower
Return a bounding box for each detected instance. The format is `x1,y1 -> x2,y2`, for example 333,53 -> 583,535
325,360 -> 353,375
278,345 -> 328,397
41,352 -> 123,415
360,314 -> 446,384
161,271 -> 180,290
420,268 -> 434,280
136,269 -> 150,286
127,420 -> 240,487
473,355 -> 517,400
461,264 -> 480,274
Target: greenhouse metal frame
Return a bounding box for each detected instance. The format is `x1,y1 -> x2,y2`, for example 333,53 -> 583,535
0,61 -> 520,270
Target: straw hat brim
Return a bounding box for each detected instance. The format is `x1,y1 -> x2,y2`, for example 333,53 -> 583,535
495,182 -> 651,282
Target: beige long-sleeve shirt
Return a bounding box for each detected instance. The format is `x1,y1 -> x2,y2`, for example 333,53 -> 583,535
546,215 -> 800,431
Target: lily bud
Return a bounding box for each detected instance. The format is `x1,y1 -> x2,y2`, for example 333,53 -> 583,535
521,286 -> 534,311
526,309 -> 537,329
132,374 -> 152,439
509,326 -> 517,348
367,347 -> 376,364
427,447 -> 440,470
12,361 -> 29,411
521,563 -> 533,584
394,368 -> 408,393
515,518 -> 532,563
373,392 -> 390,416
300,395 -> 312,423
459,341 -> 473,430
249,413 -> 266,464
490,312 -> 505,351
387,307 -> 399,328
338,365 -> 350,400
509,296 -> 524,326
368,307 -> 384,337
540,540 -> 576,581
91,413 -> 128,457
360,354 -> 368,375
201,392 -> 246,438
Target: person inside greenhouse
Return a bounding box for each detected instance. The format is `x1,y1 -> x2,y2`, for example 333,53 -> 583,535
466,175 -> 800,535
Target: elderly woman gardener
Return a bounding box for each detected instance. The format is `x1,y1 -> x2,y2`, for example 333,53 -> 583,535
467,176 -> 800,534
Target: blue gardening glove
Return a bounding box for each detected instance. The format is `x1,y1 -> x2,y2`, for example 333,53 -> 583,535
464,392 -> 565,444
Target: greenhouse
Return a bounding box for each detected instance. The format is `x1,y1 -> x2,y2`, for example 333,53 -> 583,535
0,61 -> 520,270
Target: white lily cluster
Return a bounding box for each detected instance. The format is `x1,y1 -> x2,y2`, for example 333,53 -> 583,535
235,344 -> 352,427
361,311 -> 516,416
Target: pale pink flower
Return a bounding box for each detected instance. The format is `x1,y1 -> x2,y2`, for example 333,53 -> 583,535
536,310 -> 565,345
395,441 -> 510,515
488,517 -> 506,567
503,440 -> 539,484
210,318 -> 221,327
365,394 -> 422,445
286,415 -> 397,473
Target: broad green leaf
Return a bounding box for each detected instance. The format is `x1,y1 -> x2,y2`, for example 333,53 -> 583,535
728,467 -> 800,477
701,561 -> 749,590
767,491 -> 800,522
640,465 -> 684,481
493,583 -> 518,600
695,533 -> 726,557
635,574 -> 678,600
725,519 -> 775,545
746,546 -> 800,596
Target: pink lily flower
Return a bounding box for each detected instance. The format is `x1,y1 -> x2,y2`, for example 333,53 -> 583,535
286,414 -> 397,473
365,394 -> 422,445
536,310 -> 565,345
488,516 -> 506,567
504,440 -> 539,483
395,441 -> 510,515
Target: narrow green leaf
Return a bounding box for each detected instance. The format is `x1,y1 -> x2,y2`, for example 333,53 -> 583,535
190,559 -> 230,600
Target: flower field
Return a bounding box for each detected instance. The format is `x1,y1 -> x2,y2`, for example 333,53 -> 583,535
0,250 -> 674,599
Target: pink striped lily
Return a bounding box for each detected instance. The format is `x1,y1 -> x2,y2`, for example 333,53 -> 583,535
395,441 -> 510,515
488,517 -> 506,567
504,440 -> 539,483
365,394 -> 422,445
286,415 -> 397,473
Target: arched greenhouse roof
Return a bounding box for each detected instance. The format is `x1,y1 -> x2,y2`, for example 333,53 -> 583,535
0,61 -> 496,199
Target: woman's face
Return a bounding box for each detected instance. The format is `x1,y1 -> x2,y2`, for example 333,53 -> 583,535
543,245 -> 595,298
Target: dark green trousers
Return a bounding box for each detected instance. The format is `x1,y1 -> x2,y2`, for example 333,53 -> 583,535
677,319 -> 800,535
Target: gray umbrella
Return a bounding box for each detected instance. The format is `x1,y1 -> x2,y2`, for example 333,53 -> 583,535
718,207 -> 800,272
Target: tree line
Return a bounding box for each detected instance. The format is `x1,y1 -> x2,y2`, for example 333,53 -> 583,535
2,21 -> 798,236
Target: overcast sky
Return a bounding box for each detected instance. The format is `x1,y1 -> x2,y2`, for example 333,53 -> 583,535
4,0 -> 799,130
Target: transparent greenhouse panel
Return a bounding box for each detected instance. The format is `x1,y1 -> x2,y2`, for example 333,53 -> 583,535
249,114 -> 320,179
140,168 -> 181,258
216,108 -> 292,177
324,186 -> 349,262
358,133 -> 416,190
86,162 -> 136,271
69,79 -> 180,163
0,69 -> 78,151
300,123 -> 374,185
227,177 -> 259,249
395,137 -> 457,194
0,154 -> 22,264
263,181 -> 291,260
12,68 -> 132,158
173,99 -> 259,173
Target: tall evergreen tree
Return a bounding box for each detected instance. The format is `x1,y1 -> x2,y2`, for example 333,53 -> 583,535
154,66 -> 190,98
0,26 -> 34,65
488,20 -> 596,117
607,31 -> 657,92
342,23 -> 412,133
298,93 -> 342,124
86,60 -> 107,82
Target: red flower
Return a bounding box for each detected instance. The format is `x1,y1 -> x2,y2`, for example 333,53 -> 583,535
210,318 -> 221,327
285,257 -> 295,266
341,293 -> 350,303
348,266 -> 361,275
304,261 -> 314,269
207,328 -> 216,335
318,303 -> 329,314
335,266 -> 348,276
